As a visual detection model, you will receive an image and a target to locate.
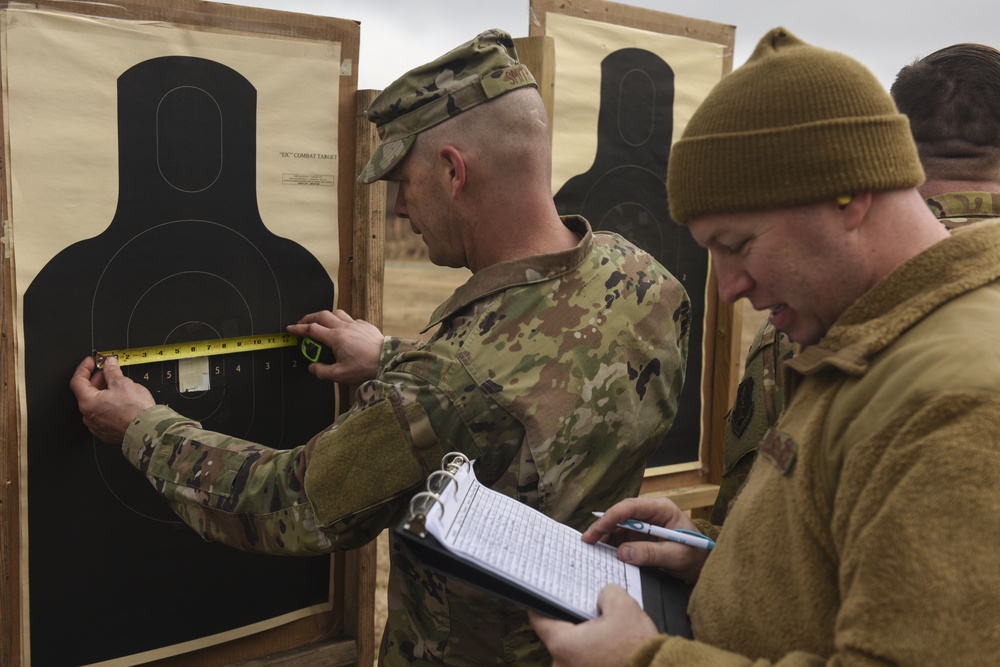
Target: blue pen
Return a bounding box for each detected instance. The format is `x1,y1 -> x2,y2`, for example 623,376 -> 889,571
592,511 -> 715,551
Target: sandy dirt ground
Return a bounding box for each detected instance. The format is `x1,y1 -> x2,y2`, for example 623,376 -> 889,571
370,259 -> 766,660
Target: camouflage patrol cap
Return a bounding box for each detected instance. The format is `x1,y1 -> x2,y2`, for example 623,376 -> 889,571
357,29 -> 537,184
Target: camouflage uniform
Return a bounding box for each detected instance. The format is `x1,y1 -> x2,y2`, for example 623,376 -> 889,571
926,191 -> 1000,230
709,321 -> 794,525
122,215 -> 690,665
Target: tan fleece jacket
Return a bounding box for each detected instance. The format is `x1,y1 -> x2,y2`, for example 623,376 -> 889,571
631,219 -> 1000,666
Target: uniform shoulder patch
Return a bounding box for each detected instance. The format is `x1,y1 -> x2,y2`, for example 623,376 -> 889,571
729,376 -> 755,438
759,426 -> 798,475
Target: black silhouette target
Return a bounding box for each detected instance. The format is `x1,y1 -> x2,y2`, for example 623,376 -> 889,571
23,56 -> 335,665
90,219 -> 311,522
554,48 -> 708,467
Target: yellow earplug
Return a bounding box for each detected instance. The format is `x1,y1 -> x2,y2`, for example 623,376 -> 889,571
836,195 -> 852,208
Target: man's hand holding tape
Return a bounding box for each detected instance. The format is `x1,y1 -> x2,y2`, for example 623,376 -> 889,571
71,354 -> 154,445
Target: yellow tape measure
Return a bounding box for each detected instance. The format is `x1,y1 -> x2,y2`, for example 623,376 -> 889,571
95,333 -> 325,368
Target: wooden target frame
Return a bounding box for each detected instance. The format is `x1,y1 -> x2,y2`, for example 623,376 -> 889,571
0,1 -> 379,665
523,0 -> 740,507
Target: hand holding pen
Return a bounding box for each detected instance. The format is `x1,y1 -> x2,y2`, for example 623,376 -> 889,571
582,497 -> 712,584
591,512 -> 715,551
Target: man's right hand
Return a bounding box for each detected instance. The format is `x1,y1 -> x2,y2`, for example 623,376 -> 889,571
584,497 -> 711,585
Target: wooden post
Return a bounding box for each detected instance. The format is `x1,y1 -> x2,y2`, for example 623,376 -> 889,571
351,90 -> 387,332
1,60 -> 22,666
342,88 -> 387,667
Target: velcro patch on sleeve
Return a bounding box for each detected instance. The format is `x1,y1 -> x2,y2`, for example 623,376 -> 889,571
304,397 -> 436,527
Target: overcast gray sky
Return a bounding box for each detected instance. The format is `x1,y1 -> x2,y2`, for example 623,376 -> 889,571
221,0 -> 999,90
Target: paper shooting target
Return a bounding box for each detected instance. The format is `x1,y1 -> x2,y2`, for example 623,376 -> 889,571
554,48 -> 708,467
22,56 -> 334,665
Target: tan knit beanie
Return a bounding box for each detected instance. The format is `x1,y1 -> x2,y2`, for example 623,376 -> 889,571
668,27 -> 925,224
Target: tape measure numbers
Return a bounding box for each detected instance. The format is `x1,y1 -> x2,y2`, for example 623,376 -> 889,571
95,334 -> 327,368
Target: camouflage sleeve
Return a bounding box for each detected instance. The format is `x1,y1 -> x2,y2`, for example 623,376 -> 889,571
122,375 -> 444,555
710,320 -> 795,525
122,405 -> 330,554
382,336 -> 424,364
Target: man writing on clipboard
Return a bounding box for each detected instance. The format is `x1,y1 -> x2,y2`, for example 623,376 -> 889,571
70,29 -> 691,666
531,28 -> 1000,667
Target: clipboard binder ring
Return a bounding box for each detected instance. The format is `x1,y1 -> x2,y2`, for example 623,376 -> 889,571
404,491 -> 442,537
408,491 -> 444,518
402,452 -> 470,537
428,469 -> 459,500
441,451 -> 469,473
405,467 -> 458,528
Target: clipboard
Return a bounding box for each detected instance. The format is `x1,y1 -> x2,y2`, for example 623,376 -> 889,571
394,453 -> 693,637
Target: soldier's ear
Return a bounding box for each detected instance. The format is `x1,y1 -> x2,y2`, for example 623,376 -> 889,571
437,145 -> 466,198
838,192 -> 872,232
